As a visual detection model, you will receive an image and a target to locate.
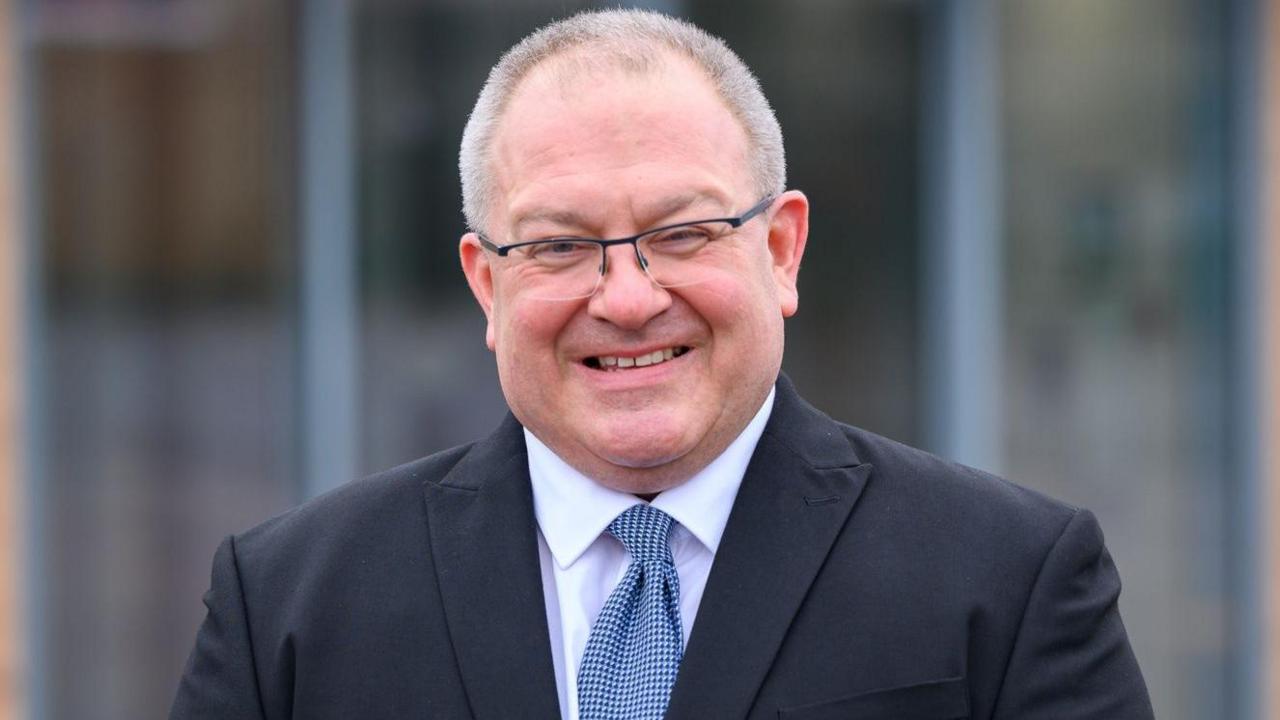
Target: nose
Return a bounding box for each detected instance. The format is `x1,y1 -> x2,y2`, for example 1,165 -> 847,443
587,243 -> 671,329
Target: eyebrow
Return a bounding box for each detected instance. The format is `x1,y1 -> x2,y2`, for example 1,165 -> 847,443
511,208 -> 591,236
509,191 -> 728,238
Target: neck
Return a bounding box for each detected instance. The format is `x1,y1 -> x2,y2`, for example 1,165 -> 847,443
529,384 -> 777,497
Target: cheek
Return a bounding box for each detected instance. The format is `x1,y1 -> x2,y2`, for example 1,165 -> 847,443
493,295 -> 575,364
691,265 -> 786,380
696,262 -> 782,329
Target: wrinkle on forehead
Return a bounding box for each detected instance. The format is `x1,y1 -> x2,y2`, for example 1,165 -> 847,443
495,48 -> 681,162
490,57 -> 752,239
493,51 -> 746,169
510,190 -> 732,239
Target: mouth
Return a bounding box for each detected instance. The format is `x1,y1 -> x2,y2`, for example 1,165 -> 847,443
582,346 -> 691,371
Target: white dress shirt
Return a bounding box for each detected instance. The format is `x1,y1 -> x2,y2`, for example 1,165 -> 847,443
526,388 -> 775,720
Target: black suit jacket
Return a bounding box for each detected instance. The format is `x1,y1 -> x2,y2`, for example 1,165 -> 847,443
171,376 -> 1153,719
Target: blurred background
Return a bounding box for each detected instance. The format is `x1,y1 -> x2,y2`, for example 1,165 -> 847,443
0,0 -> 1277,718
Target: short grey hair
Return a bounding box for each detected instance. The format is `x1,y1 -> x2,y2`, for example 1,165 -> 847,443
458,8 -> 786,234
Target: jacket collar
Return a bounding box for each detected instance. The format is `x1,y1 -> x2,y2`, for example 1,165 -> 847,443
422,413 -> 562,720
665,374 -> 873,719
423,374 -> 872,719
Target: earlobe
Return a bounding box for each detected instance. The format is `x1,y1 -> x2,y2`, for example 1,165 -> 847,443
459,233 -> 498,351
767,190 -> 809,317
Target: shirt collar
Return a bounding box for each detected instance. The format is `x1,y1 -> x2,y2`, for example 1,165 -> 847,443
526,387 -> 775,570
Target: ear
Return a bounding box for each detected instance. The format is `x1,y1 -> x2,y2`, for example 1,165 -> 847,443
765,190 -> 809,317
459,233 -> 498,350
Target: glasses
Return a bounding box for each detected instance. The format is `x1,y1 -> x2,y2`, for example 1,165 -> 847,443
478,195 -> 775,300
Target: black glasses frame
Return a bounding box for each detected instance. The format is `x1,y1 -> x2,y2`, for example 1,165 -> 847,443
476,195 -> 777,262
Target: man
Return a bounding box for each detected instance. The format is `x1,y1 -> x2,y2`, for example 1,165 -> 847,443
172,9 -> 1153,719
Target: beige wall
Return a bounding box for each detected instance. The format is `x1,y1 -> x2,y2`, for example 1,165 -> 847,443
0,1 -> 19,718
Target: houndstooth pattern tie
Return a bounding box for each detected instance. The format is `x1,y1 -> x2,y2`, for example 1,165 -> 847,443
577,504 -> 684,720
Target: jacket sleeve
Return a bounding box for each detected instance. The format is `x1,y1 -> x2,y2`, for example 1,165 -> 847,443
170,535 -> 268,720
992,508 -> 1154,719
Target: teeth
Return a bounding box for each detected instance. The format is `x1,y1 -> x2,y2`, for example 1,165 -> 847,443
593,347 -> 686,371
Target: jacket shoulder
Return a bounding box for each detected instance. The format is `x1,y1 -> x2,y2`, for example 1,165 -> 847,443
232,442 -> 474,567
188,443 -> 481,718
838,423 -> 1082,549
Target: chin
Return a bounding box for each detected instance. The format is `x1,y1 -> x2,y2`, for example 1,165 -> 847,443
588,415 -> 695,467
594,438 -> 686,471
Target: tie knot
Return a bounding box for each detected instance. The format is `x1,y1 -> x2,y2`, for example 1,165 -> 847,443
607,504 -> 674,565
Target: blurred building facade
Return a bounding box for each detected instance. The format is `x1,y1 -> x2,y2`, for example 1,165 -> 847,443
1,0 -> 1277,718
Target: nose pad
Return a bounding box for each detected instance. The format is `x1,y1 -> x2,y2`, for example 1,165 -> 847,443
634,244 -> 651,273
597,242 -> 657,290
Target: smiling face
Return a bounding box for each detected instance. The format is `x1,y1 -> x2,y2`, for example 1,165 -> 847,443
460,52 -> 808,494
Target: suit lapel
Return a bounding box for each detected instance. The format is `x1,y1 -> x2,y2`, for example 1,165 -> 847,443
665,377 -> 873,720
422,415 -> 561,720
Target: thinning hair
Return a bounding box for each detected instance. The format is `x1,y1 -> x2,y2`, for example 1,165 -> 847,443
458,8 -> 786,234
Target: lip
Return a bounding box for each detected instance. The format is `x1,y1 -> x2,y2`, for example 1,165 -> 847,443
572,345 -> 692,387
575,343 -> 690,363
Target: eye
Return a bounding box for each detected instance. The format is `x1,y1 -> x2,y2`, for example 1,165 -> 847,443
520,239 -> 597,266
644,224 -> 720,255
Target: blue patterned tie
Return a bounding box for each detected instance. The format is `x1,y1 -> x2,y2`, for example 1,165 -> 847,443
577,504 -> 684,720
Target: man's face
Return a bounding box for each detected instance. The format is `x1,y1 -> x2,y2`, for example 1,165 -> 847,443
460,54 -> 808,494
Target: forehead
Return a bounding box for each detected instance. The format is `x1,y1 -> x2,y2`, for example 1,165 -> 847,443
490,51 -> 753,227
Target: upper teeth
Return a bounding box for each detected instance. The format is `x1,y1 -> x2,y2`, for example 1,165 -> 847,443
598,347 -> 677,370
